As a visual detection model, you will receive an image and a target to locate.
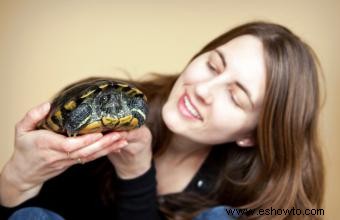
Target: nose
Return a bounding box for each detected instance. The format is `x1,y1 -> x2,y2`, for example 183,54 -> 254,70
194,74 -> 232,105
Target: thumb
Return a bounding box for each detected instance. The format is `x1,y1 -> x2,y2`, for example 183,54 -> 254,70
16,102 -> 51,135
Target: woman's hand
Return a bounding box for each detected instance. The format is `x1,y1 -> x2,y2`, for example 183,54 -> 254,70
107,125 -> 153,180
0,102 -> 125,207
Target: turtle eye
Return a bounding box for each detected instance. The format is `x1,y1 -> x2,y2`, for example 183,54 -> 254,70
97,93 -> 119,115
99,94 -> 111,105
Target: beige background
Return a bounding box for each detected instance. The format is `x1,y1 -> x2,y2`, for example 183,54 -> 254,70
0,0 -> 339,219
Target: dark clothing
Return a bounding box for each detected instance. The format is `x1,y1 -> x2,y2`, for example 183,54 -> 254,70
0,146 -> 223,220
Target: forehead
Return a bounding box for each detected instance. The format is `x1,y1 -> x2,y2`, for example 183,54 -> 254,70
217,35 -> 266,109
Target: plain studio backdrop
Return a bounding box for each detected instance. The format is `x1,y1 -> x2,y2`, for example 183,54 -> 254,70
0,1 -> 339,219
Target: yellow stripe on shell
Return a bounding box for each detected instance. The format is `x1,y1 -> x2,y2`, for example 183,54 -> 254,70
78,121 -> 103,134
126,87 -> 143,97
119,115 -> 132,124
117,117 -> 139,130
117,83 -> 129,88
47,117 -> 60,132
54,109 -> 63,121
129,118 -> 139,129
80,89 -> 96,99
102,116 -> 119,126
99,83 -> 109,89
64,100 -> 77,110
115,115 -> 133,129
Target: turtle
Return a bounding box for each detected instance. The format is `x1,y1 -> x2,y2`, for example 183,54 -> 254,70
38,77 -> 148,137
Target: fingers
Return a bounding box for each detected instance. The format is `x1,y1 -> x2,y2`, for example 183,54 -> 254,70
82,139 -> 128,163
23,131 -> 121,167
125,125 -> 152,143
51,127 -> 147,167
16,102 -> 51,135
68,132 -> 125,159
58,132 -> 104,152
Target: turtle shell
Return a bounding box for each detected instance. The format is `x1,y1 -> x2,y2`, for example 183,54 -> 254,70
38,77 -> 148,137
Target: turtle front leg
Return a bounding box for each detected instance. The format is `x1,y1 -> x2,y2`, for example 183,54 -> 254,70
65,103 -> 92,136
128,97 -> 148,128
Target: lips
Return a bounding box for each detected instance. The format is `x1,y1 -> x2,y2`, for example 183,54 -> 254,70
178,92 -> 203,120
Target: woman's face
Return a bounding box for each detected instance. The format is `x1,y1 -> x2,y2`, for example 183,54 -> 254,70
162,35 -> 266,146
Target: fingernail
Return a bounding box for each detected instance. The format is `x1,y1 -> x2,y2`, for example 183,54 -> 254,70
42,102 -> 50,112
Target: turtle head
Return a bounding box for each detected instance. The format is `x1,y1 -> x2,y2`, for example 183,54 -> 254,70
94,89 -> 126,118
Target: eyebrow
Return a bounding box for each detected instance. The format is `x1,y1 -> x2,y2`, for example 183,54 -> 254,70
214,49 -> 255,110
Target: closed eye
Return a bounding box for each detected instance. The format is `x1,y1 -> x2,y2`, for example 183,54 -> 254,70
207,50 -> 225,74
230,86 -> 253,110
208,49 -> 254,111
206,61 -> 217,72
228,90 -> 241,108
230,94 -> 239,107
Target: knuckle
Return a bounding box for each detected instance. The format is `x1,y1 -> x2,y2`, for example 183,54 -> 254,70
67,136 -> 91,148
60,143 -> 71,152
35,136 -> 58,151
83,136 -> 95,145
63,138 -> 78,150
76,151 -> 87,158
82,151 -> 91,158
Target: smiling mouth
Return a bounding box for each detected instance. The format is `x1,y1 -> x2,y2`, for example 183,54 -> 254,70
178,93 -> 203,120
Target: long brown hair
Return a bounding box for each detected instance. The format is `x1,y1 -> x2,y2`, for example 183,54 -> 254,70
103,21 -> 324,220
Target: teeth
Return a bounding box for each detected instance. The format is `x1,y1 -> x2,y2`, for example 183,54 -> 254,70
184,95 -> 201,119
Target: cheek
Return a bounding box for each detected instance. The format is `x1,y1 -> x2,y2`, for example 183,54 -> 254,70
209,103 -> 250,137
211,106 -> 235,130
181,69 -> 197,84
167,78 -> 185,105
181,63 -> 210,84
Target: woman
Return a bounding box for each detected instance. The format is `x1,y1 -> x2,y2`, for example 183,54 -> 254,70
0,21 -> 324,220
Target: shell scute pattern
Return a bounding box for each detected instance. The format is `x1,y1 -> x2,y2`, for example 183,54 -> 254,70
39,78 -> 148,137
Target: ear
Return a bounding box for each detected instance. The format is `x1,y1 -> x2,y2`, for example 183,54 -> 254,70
236,136 -> 256,148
